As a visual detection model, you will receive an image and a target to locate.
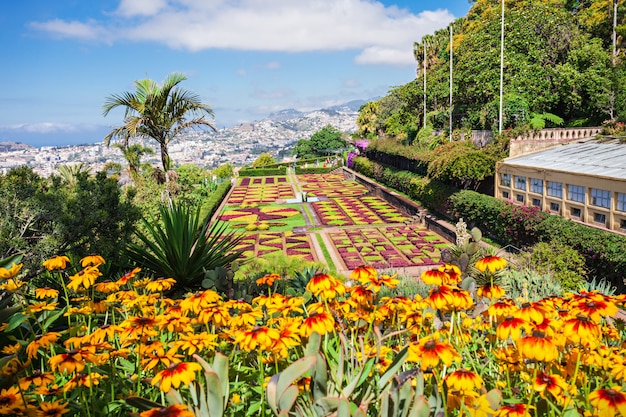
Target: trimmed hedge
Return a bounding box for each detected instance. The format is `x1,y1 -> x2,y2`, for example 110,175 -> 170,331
351,156 -> 455,216
448,190 -> 626,291
353,156 -> 626,290
201,180 -> 232,220
295,166 -> 337,175
238,166 -> 287,177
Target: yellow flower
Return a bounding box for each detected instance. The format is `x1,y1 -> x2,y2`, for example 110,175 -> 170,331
306,273 -> 345,299
42,255 -> 70,271
0,279 -> 25,292
67,266 -> 102,291
235,326 -> 281,352
407,336 -> 461,370
589,386 -> 626,417
38,400 -> 70,417
446,368 -> 483,392
140,404 -> 195,417
151,362 -> 202,392
300,310 -> 335,337
80,255 -> 105,267
145,278 -> 177,292
27,301 -> 58,313
1,343 -> 21,355
475,255 -> 507,272
35,287 -> 59,299
172,332 -> 218,355
0,263 -> 23,279
517,331 -> 559,363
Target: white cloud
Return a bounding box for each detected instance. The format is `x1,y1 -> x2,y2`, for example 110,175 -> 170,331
0,123 -> 99,134
29,0 -> 455,66
115,0 -> 169,17
28,19 -> 108,41
265,61 -> 281,70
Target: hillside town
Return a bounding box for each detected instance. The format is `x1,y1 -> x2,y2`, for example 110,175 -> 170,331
0,107 -> 359,176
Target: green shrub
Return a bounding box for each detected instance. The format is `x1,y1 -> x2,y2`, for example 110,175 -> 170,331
200,180 -> 231,220
521,241 -> 587,291
238,166 -> 287,177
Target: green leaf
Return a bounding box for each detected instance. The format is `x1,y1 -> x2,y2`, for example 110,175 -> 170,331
5,313 -> 28,332
278,385 -> 299,412
378,345 -> 409,390
0,254 -> 23,269
125,396 -> 164,411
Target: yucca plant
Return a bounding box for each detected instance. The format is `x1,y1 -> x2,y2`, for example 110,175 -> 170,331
126,202 -> 244,293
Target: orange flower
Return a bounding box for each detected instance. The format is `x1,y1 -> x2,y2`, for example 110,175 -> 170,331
475,255 -> 507,273
571,297 -> 619,323
477,284 -> 505,299
496,316 -> 529,341
151,362 -> 202,392
27,332 -> 61,359
115,267 -> 141,286
515,302 -> 547,324
18,370 -> 55,390
49,348 -> 97,373
420,269 -> 449,286
517,331 -> 559,362
140,404 -> 195,417
533,371 -> 569,398
306,273 -> 345,299
562,314 -> 601,346
487,299 -> 516,320
0,386 -> 25,414
300,311 -> 335,337
438,264 -> 462,284
588,387 -> 626,417
42,255 -> 70,271
357,271 -> 399,293
408,336 -> 460,370
446,368 -> 483,392
172,332 -> 218,355
235,326 -> 281,352
350,265 -> 377,282
256,273 -> 281,286
496,403 -> 531,417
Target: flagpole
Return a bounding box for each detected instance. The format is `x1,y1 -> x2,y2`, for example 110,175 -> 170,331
449,25 -> 453,141
423,39 -> 427,130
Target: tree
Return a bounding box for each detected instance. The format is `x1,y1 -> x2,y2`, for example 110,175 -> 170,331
293,125 -> 347,159
426,141 -> 496,190
252,153 -> 277,168
212,163 -> 234,179
102,73 -> 216,177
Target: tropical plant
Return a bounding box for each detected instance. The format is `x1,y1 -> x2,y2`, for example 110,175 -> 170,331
113,143 -> 155,182
125,202 -> 244,292
57,163 -> 92,187
251,153 -> 277,168
102,72 -> 216,176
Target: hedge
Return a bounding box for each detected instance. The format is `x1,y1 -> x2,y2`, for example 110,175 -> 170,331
351,156 -> 455,216
295,166 -> 337,175
237,166 -> 287,177
353,155 -> 626,291
448,190 -> 626,291
201,180 -> 232,220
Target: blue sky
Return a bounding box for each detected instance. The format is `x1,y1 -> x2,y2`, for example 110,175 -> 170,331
0,0 -> 471,147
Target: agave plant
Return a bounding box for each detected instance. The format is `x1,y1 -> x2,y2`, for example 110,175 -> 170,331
126,202 -> 244,292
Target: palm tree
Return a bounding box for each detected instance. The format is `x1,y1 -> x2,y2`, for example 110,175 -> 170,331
57,163 -> 92,187
102,73 -> 216,177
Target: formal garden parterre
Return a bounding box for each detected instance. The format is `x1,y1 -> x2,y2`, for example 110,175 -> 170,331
214,172 -> 451,272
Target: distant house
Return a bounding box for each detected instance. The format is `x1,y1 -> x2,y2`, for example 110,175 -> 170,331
495,138 -> 626,233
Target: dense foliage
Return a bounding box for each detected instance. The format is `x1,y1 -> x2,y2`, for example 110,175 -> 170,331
0,166 -> 139,275
293,125 -> 348,159
358,0 -> 626,137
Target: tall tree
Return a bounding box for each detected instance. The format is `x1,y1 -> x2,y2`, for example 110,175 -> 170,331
103,73 -> 216,176
113,143 -> 155,182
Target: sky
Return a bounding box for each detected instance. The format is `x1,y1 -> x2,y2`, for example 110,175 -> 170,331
0,0 -> 472,147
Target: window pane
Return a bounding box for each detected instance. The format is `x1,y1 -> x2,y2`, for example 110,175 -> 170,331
547,182 -> 562,198
501,173 -> 511,187
515,176 -> 526,190
530,178 -> 543,194
567,185 -> 585,203
590,188 -> 610,208
618,193 -> 626,212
